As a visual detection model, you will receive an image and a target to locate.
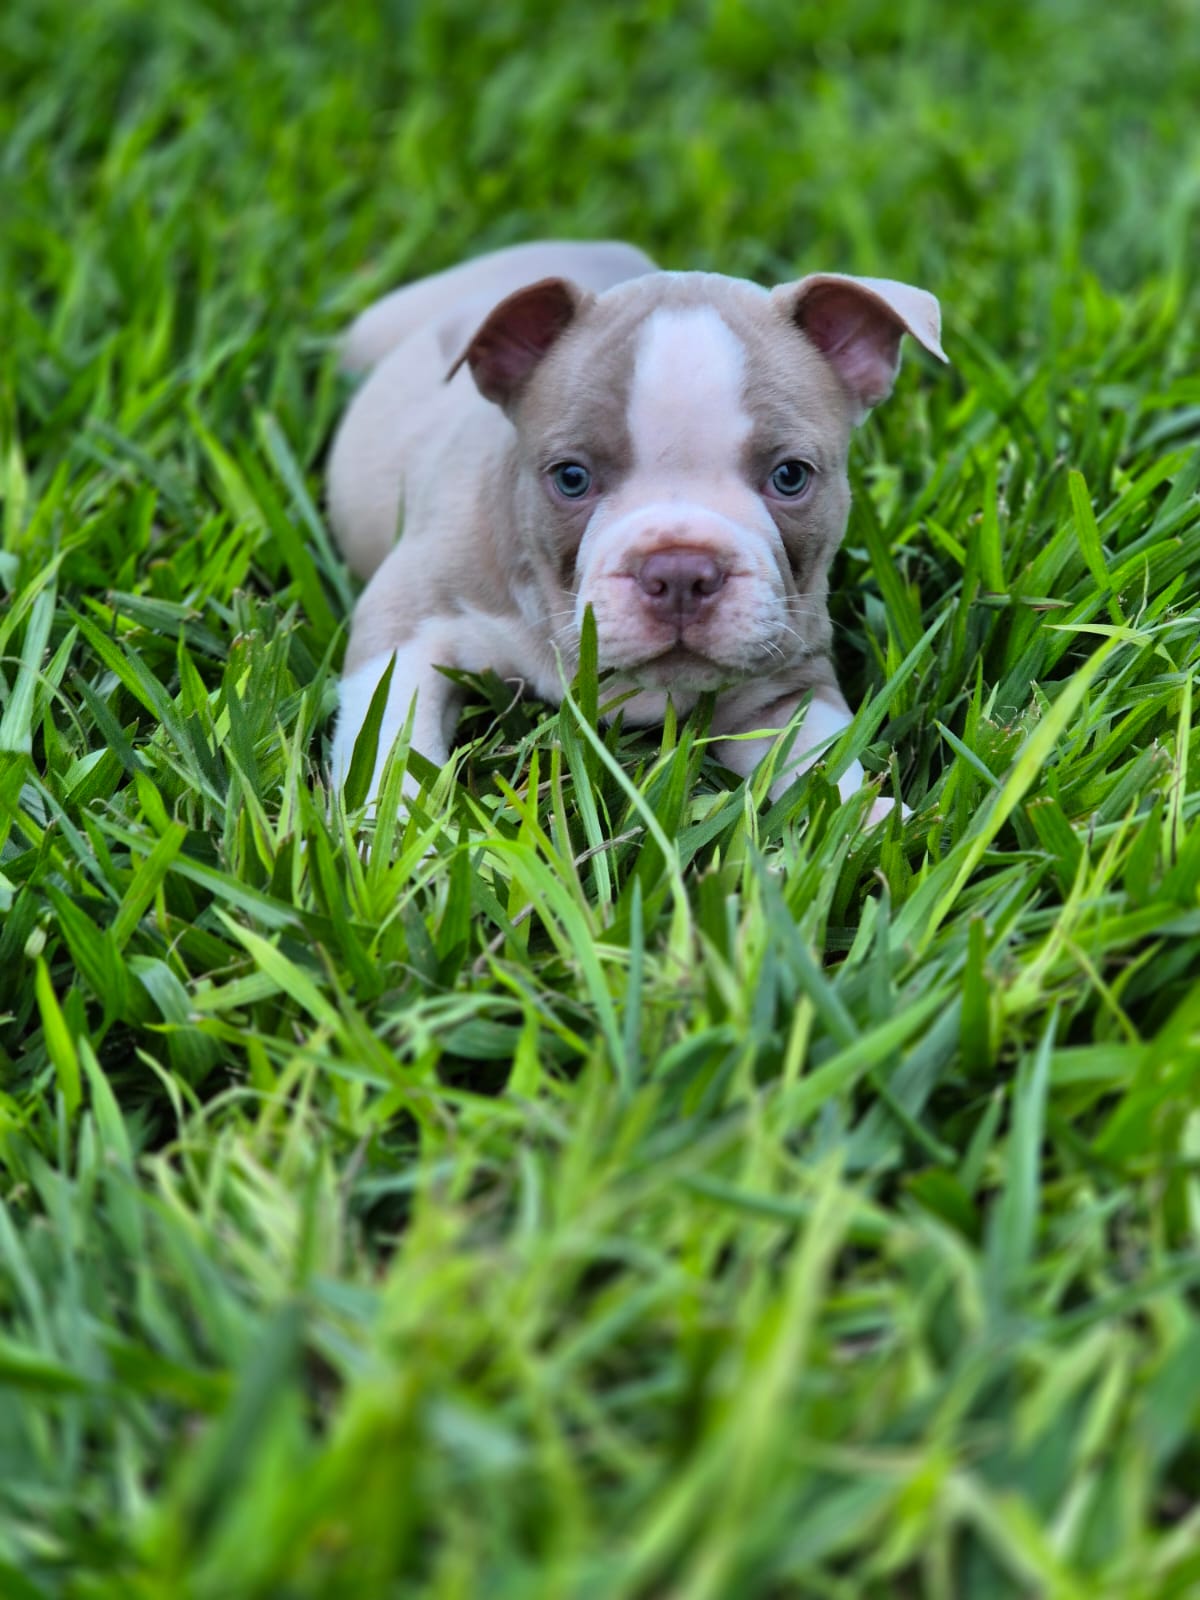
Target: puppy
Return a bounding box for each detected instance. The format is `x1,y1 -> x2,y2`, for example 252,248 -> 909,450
327,241 -> 945,817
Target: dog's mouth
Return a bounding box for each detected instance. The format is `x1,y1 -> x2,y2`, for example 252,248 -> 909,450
619,643 -> 738,692
645,641 -> 711,665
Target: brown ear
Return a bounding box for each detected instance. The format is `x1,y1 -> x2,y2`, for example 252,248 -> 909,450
446,277 -> 588,405
774,273 -> 947,417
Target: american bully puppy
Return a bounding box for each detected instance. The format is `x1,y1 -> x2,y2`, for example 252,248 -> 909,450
327,240 -> 945,819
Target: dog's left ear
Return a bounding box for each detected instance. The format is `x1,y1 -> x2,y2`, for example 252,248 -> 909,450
773,274 -> 947,418
447,277 -> 591,406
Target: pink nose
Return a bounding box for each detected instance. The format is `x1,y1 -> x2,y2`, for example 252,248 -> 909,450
635,548 -> 727,621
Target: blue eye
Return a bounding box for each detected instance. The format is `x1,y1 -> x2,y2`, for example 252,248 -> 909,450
769,460 -> 812,497
552,462 -> 592,499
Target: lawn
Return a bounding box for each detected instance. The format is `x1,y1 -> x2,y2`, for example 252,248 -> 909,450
2,0 -> 1200,1594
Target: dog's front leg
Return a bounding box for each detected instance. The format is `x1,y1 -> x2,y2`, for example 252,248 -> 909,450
714,689 -> 896,823
331,625 -> 463,804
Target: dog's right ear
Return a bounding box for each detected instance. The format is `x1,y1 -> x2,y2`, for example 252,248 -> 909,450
446,277 -> 589,406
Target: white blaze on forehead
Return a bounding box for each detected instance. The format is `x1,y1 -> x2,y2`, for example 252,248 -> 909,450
627,307 -> 751,476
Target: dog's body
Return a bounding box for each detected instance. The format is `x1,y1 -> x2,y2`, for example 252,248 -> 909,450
327,241 -> 944,813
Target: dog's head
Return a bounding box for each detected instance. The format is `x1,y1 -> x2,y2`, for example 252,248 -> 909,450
449,268 -> 944,692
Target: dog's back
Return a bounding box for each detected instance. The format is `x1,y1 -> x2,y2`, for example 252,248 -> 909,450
339,240 -> 656,374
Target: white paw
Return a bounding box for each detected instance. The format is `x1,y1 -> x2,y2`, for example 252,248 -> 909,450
865,794 -> 911,828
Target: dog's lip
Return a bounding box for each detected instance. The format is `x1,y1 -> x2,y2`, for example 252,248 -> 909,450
630,642 -> 715,668
615,641 -> 743,679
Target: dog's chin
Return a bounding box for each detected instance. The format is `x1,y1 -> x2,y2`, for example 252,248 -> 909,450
608,644 -> 741,694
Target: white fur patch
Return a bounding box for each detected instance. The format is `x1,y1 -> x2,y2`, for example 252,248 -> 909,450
572,307 -> 790,682
627,307 -> 751,475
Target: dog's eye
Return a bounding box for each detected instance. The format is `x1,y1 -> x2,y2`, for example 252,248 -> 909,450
768,459 -> 813,498
551,462 -> 592,499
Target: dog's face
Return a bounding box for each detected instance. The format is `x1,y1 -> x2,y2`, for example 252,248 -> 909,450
452,270 -> 943,692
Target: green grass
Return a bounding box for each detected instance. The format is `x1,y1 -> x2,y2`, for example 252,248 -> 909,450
2,0 -> 1200,1594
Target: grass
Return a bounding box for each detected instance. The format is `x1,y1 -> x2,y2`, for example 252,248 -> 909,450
2,0 -> 1200,1593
